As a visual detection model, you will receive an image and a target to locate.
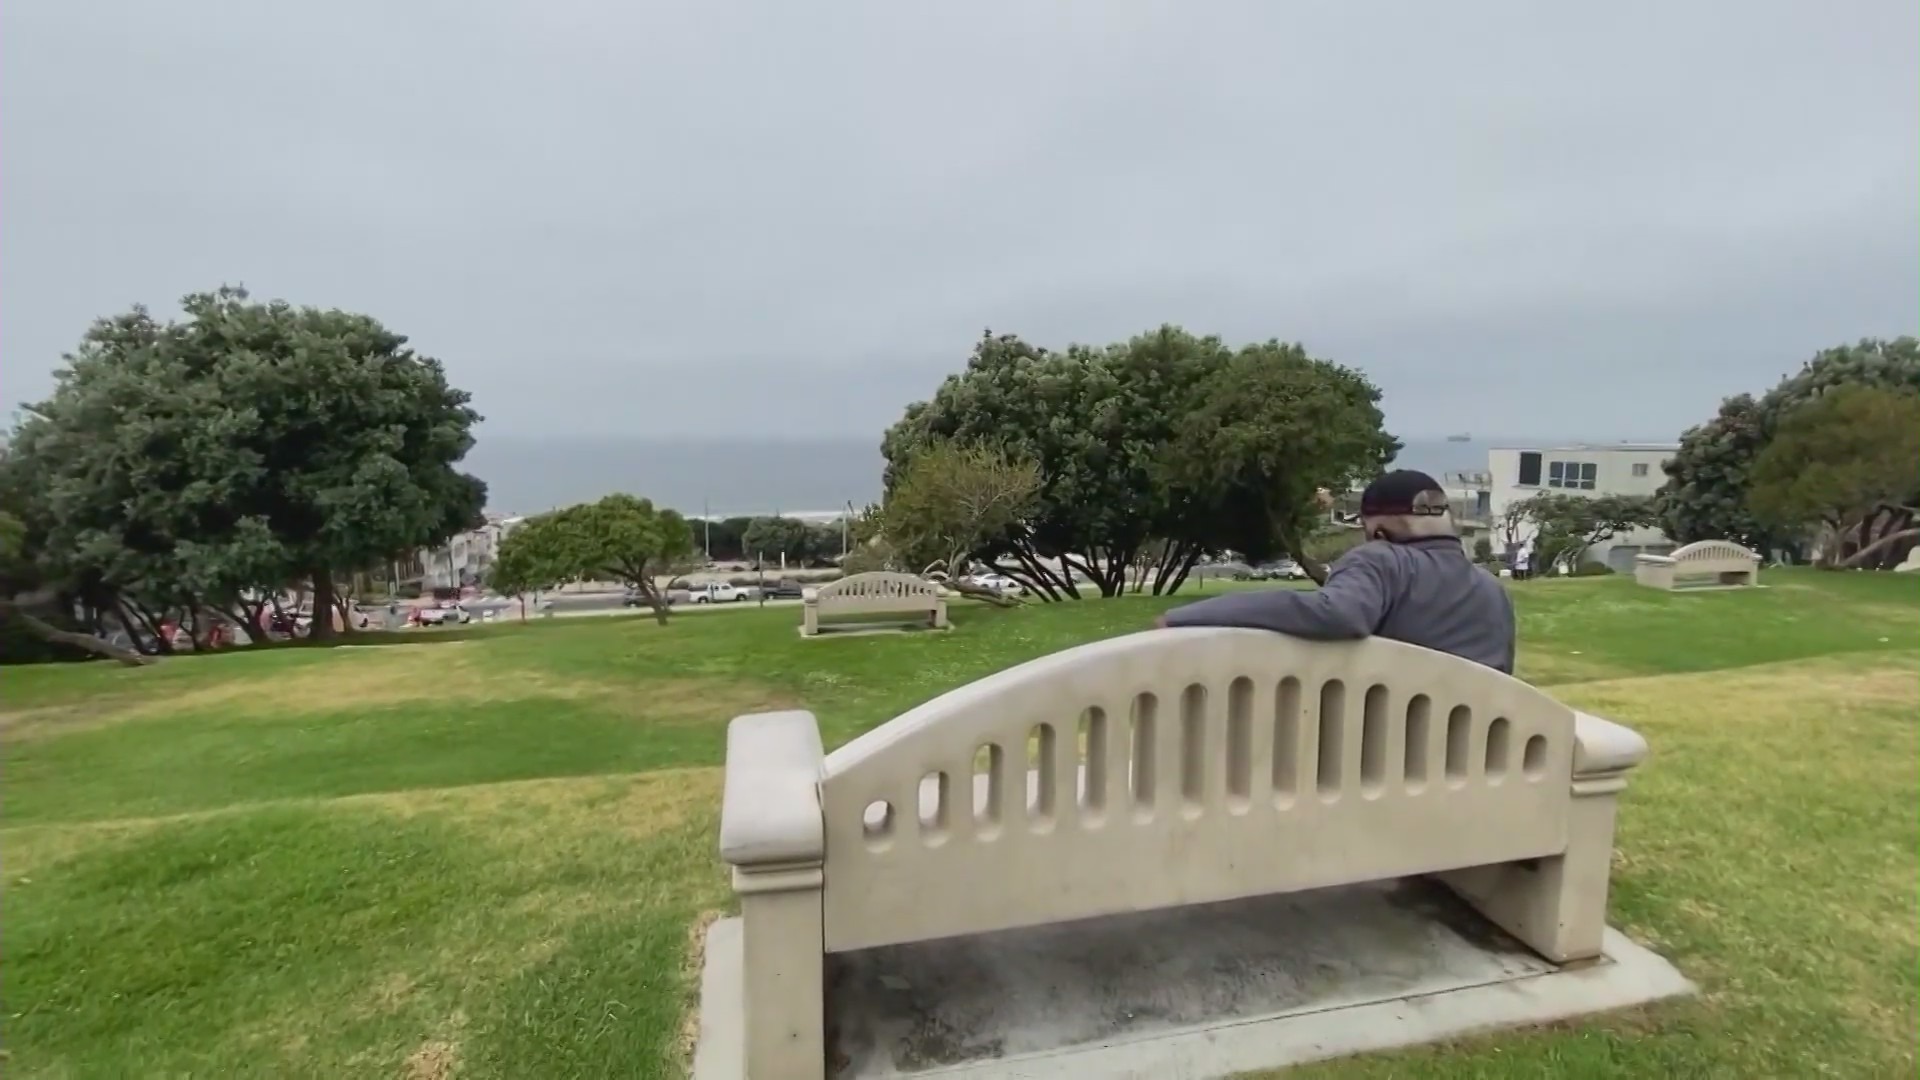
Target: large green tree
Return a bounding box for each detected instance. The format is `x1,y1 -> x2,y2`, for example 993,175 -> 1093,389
1658,338 -> 1920,558
491,494 -> 695,623
5,288 -> 488,644
1163,341 -> 1398,586
1748,385 -> 1920,568
873,442 -> 1040,605
741,516 -> 823,567
882,326 -> 1397,598
1515,492 -> 1662,573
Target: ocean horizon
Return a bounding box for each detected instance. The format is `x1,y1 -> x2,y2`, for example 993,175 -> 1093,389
464,434 -> 1652,519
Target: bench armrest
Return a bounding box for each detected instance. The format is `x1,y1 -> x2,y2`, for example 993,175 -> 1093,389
1572,710 -> 1648,777
720,711 -> 825,866
801,587 -> 820,603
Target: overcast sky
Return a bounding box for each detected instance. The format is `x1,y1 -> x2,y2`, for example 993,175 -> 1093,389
4,1 -> 1915,442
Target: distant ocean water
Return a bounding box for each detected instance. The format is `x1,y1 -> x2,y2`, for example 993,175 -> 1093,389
464,435 -> 1551,519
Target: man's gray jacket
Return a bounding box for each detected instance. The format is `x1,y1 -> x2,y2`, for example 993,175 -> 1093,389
1164,537 -> 1516,674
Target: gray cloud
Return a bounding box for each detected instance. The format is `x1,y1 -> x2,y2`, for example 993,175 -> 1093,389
4,0 -> 1915,442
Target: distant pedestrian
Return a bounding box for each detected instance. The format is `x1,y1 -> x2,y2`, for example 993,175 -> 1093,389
1513,543 -> 1533,582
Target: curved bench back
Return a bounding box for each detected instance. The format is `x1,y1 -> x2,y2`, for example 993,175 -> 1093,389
818,628 -> 1575,953
814,572 -> 940,607
1670,539 -> 1760,568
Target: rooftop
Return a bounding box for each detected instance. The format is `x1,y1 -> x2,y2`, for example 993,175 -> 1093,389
1490,442 -> 1680,453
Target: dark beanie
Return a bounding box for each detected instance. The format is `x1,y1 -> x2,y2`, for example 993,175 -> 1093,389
1359,470 -> 1449,517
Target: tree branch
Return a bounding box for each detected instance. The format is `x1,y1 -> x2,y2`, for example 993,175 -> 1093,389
1837,527 -> 1920,569
1,599 -> 156,665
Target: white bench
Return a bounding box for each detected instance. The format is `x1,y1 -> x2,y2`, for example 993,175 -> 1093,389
1634,539 -> 1761,590
800,572 -> 946,637
719,629 -> 1650,1079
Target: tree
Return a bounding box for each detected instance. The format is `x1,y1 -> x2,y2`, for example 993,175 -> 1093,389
742,516 -> 819,567
1748,386 -> 1920,569
0,510 -> 153,666
491,494 -> 695,623
1659,338 -> 1920,557
1163,342 -> 1398,586
4,287 -> 487,645
696,516 -> 756,562
874,443 -> 1040,603
882,327 -> 1396,599
1515,492 -> 1661,573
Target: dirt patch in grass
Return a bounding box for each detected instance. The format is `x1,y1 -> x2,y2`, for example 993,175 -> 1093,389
366,971 -> 419,1015
404,1038 -> 459,1080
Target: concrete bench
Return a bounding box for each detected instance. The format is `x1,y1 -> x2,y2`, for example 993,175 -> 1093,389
801,572 -> 946,637
718,629 -> 1650,1079
1634,539 -> 1761,590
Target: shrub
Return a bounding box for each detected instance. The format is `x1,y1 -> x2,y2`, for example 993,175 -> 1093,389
1571,561 -> 1615,577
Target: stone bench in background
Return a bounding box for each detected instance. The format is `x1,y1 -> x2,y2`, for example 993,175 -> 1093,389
1635,539 -> 1761,590
801,572 -> 946,637
717,629 -> 1652,1080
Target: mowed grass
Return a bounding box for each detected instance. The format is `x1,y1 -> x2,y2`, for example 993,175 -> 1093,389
3,568 -> 1916,1078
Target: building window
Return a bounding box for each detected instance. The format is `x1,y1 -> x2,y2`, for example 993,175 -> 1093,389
1517,451 -> 1542,486
1632,463 -> 1650,477
1548,461 -> 1597,490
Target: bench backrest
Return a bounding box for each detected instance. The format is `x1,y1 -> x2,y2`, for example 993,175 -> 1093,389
812,572 -> 941,613
817,628 -> 1575,953
1669,539 -> 1760,572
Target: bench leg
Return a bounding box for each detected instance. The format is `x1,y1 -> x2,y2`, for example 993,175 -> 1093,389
802,605 -> 818,637
1437,783 -> 1622,964
932,602 -> 948,630
736,865 -> 826,1080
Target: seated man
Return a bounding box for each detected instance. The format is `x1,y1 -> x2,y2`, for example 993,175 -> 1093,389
1159,470 -> 1515,673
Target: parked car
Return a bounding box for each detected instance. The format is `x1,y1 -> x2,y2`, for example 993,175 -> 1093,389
1262,559 -> 1309,581
967,573 -> 1024,597
416,603 -> 471,626
1239,560 -> 1309,582
757,579 -> 807,600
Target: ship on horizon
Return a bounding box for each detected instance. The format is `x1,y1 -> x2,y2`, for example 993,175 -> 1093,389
1446,432 -> 1472,442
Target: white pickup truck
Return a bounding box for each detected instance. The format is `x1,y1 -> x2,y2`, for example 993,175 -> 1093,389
688,582 -> 756,604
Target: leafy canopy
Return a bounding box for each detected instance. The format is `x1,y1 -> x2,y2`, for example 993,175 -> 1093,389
491,495 -> 695,622
1659,338 -> 1920,552
882,326 -> 1396,598
1515,492 -> 1661,571
1748,386 -> 1920,532
877,442 -> 1042,575
3,286 -> 485,642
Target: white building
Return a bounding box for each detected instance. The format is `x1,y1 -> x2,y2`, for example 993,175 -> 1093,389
422,514 -> 526,590
1486,443 -> 1679,572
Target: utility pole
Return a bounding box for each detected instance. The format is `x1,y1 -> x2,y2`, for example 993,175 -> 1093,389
703,498 -> 711,561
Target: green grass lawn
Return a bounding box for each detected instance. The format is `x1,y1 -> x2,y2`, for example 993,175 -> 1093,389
4,569 -> 1916,1078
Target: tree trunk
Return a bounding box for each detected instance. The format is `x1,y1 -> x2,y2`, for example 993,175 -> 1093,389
1837,527 -> 1920,570
1161,547 -> 1204,595
332,592 -> 356,634
994,546 -> 1071,602
949,579 -> 1020,607
308,568 -> 336,641
1279,523 -> 1329,586
116,595 -> 169,654
1,600 -> 156,666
